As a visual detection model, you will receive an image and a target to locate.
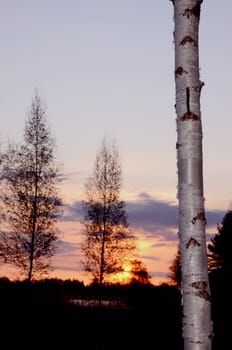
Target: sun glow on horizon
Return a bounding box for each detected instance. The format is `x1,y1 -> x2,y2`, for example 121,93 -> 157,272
110,262 -> 133,284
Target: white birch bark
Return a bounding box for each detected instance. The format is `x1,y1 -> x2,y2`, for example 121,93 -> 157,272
171,0 -> 213,348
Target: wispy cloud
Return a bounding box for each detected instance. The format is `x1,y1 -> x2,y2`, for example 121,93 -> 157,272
61,192 -> 225,238
55,240 -> 80,257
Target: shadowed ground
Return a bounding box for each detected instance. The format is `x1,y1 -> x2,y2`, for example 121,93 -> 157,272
0,280 -> 183,350
0,277 -> 230,349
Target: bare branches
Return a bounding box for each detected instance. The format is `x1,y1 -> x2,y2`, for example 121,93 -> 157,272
81,138 -> 136,286
0,92 -> 63,281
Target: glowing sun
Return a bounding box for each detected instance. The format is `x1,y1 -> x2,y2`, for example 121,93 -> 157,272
112,262 -> 132,284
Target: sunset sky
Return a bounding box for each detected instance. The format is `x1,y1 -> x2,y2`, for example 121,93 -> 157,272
1,1 -> 232,285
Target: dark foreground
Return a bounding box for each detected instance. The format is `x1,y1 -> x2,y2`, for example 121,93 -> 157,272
0,276 -> 231,349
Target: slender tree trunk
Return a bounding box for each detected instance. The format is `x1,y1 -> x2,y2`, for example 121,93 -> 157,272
171,0 -> 213,348
28,131 -> 39,282
28,187 -> 37,282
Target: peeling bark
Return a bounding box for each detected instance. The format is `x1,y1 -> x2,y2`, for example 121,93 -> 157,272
171,0 -> 213,348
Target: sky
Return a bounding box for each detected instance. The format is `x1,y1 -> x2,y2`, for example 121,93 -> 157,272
1,1 -> 232,285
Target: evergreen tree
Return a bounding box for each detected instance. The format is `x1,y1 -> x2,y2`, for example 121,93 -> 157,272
208,210 -> 232,272
168,244 -> 181,289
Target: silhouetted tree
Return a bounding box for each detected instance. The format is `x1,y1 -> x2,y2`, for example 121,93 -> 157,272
171,0 -> 212,347
208,210 -> 232,273
81,137 -> 136,290
0,91 -> 62,281
168,244 -> 181,289
130,259 -> 151,284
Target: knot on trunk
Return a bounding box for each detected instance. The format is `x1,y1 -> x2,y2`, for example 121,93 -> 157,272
180,112 -> 199,121
192,281 -> 211,301
192,212 -> 206,224
180,36 -> 197,46
175,66 -> 188,77
186,237 -> 201,249
183,1 -> 203,18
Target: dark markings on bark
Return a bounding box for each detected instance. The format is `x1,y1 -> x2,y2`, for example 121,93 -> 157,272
186,237 -> 201,249
180,36 -> 197,46
191,212 -> 206,225
176,142 -> 182,149
175,66 -> 188,77
183,1 -> 203,19
186,87 -> 190,113
192,281 -> 211,301
180,87 -> 199,121
180,112 -> 199,121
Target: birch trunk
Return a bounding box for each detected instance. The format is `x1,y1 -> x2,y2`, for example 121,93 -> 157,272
171,1 -> 213,348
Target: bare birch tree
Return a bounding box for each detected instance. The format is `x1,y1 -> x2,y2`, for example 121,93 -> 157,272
81,137 -> 136,289
0,92 -> 62,281
171,0 -> 212,348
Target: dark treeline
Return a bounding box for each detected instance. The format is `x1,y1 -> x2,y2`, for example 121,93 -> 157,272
0,277 -> 183,349
0,276 -> 231,349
